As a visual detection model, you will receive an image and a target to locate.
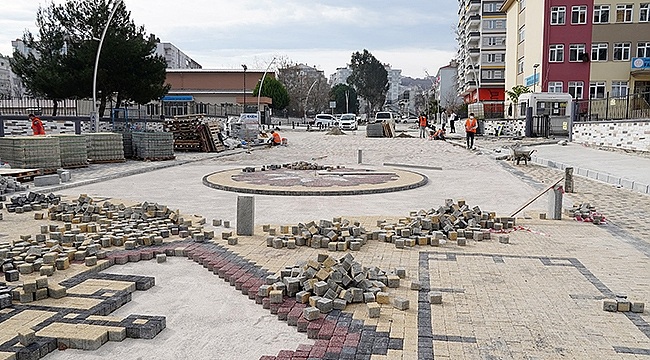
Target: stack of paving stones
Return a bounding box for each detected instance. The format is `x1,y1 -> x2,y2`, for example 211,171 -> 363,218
603,294 -> 645,313
572,203 -> 606,224
0,282 -> 14,309
131,132 -> 175,161
265,199 -> 513,251
182,242 -> 404,358
263,218 -> 368,252
10,275 -> 66,304
120,132 -> 134,158
0,176 -> 27,194
258,253 -> 409,320
84,133 -> 125,163
4,191 -> 61,213
1,194 -> 204,283
52,134 -> 89,168
0,136 -> 62,170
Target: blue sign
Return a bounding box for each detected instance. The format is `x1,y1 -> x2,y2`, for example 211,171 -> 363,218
525,73 -> 539,87
631,57 -> 650,69
162,95 -> 194,102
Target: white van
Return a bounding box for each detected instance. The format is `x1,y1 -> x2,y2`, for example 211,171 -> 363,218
373,111 -> 394,124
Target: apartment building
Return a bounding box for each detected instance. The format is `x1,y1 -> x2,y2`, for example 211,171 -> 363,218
434,60 -> 463,111
329,67 -> 352,86
502,0 -> 650,101
457,0 -> 507,103
154,42 -> 202,69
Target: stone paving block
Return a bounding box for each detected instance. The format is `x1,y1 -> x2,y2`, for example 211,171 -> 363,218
376,292 -> 390,304
85,256 -> 97,266
18,263 -> 34,275
394,238 -> 404,249
393,297 -> 409,310
410,281 -> 421,290
23,279 -> 37,293
363,292 -> 376,303
631,302 -> 645,313
316,298 -> 333,313
332,298 -> 347,310
429,291 -> 443,304
269,290 -> 283,304
40,265 -> 55,276
35,276 -> 48,288
107,326 -> 127,341
156,254 -> 167,263
48,283 -> 67,298
35,288 -> 48,300
617,299 -> 631,312
227,237 -> 238,245
367,302 -> 381,318
303,307 -> 320,321
457,237 -> 467,246
499,235 -> 510,244
174,247 -> 186,257
387,275 -> 400,288
395,267 -> 406,278
18,329 -> 36,346
603,299 -> 617,312
5,269 -> 19,282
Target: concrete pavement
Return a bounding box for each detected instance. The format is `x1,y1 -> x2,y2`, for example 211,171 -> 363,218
2,123 -> 649,359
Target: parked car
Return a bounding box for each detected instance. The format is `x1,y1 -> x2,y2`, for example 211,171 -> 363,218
313,114 -> 338,127
338,113 -> 357,130
373,111 -> 395,124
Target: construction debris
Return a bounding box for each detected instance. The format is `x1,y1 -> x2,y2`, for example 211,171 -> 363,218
572,203 -> 606,224
325,127 -> 346,136
0,176 -> 28,194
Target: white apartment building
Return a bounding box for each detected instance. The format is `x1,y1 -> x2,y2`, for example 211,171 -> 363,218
457,0 -> 507,103
154,42 -> 202,69
329,67 -> 352,86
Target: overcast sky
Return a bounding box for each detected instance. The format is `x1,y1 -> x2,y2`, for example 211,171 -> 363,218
1,0 -> 459,79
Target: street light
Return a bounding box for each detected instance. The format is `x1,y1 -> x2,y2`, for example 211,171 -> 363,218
92,0 -> 123,132
303,79 -> 318,122
241,64 -> 247,114
533,63 -> 540,92
257,57 -> 277,126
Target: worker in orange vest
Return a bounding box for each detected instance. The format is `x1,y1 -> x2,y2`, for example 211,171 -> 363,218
418,114 -> 428,138
465,112 -> 478,149
29,113 -> 46,135
270,129 -> 282,146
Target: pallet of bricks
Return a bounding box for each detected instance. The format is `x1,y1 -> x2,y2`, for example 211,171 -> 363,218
52,134 -> 88,168
84,133 -> 125,164
0,136 -> 61,174
131,132 -> 175,161
164,116 -> 225,152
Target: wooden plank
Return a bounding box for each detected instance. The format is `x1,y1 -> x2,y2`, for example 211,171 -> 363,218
509,176 -> 564,217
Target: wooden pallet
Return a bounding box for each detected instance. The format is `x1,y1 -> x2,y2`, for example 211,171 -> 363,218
88,159 -> 127,164
0,168 -> 42,182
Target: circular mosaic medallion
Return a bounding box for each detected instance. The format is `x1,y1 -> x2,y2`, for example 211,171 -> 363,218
203,167 -> 428,196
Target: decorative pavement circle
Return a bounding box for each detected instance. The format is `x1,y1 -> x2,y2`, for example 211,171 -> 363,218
202,166 -> 428,196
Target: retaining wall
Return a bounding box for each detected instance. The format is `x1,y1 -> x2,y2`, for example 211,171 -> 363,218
572,119 -> 650,153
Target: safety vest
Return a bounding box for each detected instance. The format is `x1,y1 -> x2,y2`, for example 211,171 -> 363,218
465,118 -> 477,133
419,116 -> 427,127
272,132 -> 281,144
31,117 -> 46,135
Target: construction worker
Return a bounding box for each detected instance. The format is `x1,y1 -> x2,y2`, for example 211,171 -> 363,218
29,113 -> 46,135
465,112 -> 478,149
269,129 -> 282,146
418,114 -> 428,138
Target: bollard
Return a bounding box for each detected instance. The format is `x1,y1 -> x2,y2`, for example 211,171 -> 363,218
236,196 -> 255,236
357,149 -> 362,164
548,185 -> 563,220
565,167 -> 574,193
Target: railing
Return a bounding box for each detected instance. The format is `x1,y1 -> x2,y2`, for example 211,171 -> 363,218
575,91 -> 650,121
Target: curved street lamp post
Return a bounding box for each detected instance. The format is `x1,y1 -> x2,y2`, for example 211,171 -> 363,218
257,57 -> 277,128
92,0 -> 123,132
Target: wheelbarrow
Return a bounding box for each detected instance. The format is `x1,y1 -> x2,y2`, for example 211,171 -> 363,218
512,146 -> 537,165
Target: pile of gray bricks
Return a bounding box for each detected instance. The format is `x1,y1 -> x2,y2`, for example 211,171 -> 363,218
10,275 -> 66,304
0,177 -> 27,195
84,133 -> 125,163
52,134 -> 88,168
263,218 -> 368,252
4,192 -> 60,213
131,132 -> 175,160
258,253 -> 406,317
0,136 -> 62,170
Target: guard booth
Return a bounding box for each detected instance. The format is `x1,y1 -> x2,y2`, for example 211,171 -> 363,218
518,92 -> 573,137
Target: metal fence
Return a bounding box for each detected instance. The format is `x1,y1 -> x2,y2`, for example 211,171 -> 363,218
575,91 -> 650,121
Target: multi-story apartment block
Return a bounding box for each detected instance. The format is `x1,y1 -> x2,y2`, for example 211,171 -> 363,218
457,0 -> 507,104
329,67 -> 352,86
0,55 -> 11,99
434,60 -> 464,111
502,0 -> 650,103
384,65 -> 403,105
154,42 -> 202,69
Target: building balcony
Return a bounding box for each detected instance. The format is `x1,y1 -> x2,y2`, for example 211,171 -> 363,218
468,0 -> 481,12
466,31 -> 480,46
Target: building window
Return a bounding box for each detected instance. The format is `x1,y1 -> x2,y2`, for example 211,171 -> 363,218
572,5 -> 588,24
641,3 -> 649,22
550,44 -> 565,62
482,70 -> 504,80
484,36 -> 506,46
517,57 -> 525,74
548,81 -> 564,93
616,4 -> 633,22
484,20 -> 506,29
638,42 -> 650,57
590,82 -> 607,99
613,42 -> 631,60
593,5 -> 610,23
591,43 -> 608,61
551,6 -> 567,25
484,53 -> 505,63
569,81 -> 584,99
569,44 -> 587,62
483,3 -> 500,12
518,26 -> 525,43
611,81 -> 629,97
